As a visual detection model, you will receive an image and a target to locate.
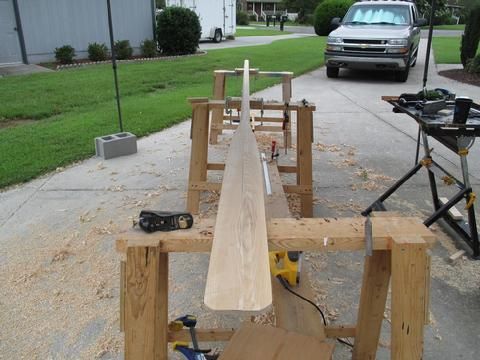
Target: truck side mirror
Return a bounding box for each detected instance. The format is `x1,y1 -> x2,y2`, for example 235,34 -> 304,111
331,17 -> 341,30
414,18 -> 427,27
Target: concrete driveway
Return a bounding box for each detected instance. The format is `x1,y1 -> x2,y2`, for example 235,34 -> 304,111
199,32 -> 313,50
0,39 -> 479,359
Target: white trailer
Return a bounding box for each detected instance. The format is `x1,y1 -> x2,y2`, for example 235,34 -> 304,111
166,0 -> 236,42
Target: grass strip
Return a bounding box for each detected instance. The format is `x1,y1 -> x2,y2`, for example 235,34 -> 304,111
0,36 -> 326,188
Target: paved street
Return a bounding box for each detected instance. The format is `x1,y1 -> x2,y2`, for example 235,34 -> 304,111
0,38 -> 479,359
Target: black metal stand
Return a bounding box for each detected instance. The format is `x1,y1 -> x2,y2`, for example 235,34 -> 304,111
363,99 -> 480,258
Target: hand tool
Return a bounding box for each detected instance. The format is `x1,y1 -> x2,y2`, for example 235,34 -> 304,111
138,211 -> 193,233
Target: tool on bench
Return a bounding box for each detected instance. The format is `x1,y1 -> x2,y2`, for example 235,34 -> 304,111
269,251 -> 302,286
170,315 -> 219,360
271,140 -> 279,161
138,210 -> 193,233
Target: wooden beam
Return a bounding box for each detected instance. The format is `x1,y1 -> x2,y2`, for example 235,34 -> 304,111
204,60 -> 271,312
210,71 -> 226,144
124,247 -> 168,360
188,181 -> 221,192
325,325 -> 356,339
391,236 -> 428,360
186,103 -> 209,214
297,107 -> 313,217
116,217 -> 435,254
352,250 -> 391,359
168,328 -> 235,342
207,163 -> 225,171
283,184 -> 312,194
277,165 -> 297,173
120,261 -> 126,332
189,98 -> 317,112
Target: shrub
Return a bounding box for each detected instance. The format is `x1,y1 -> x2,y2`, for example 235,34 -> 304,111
249,14 -> 257,22
237,11 -> 249,25
314,0 -> 355,36
54,45 -> 75,64
157,6 -> 201,55
141,39 -> 157,58
461,4 -> 480,67
114,40 -> 133,60
467,54 -> 480,74
87,42 -> 108,62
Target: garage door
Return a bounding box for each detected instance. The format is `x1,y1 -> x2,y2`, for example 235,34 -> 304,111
0,0 -> 22,64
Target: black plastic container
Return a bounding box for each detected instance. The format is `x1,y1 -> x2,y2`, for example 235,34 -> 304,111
453,97 -> 473,124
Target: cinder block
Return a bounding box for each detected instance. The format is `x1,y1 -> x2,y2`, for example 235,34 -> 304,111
95,132 -> 137,160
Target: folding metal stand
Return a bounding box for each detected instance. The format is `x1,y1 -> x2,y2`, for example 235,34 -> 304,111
363,97 -> 480,258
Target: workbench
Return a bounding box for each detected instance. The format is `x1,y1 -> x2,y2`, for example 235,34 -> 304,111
363,96 -> 480,258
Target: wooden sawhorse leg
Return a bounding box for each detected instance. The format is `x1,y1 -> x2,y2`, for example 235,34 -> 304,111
297,107 -> 313,218
282,74 -> 292,148
187,103 -> 209,214
125,246 -> 169,360
210,72 -> 226,144
353,236 -> 428,360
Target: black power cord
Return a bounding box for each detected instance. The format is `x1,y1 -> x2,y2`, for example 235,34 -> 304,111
276,275 -> 354,349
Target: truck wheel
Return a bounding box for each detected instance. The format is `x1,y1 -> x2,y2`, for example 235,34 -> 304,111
213,29 -> 222,43
326,66 -> 339,78
395,55 -> 411,82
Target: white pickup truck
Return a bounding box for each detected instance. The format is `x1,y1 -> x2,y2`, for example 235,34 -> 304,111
324,0 -> 427,82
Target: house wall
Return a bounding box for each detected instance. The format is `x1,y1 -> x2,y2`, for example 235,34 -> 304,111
17,0 -> 155,63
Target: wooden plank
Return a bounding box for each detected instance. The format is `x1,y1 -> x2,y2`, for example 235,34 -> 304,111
297,107 -> 313,217
203,99 -> 317,111
210,71 -> 226,144
207,162 -> 225,171
223,115 -> 284,123
325,325 -> 356,338
186,103 -> 209,214
125,247 -> 168,360
204,60 -> 271,312
168,328 -> 235,342
188,181 -> 222,191
391,236 -> 428,360
282,73 -> 292,148
352,250 -> 391,359
265,162 -> 326,339
424,254 -> 431,325
449,249 -> 466,263
219,323 -> 334,360
116,217 -> 436,254
277,165 -> 297,173
439,197 -> 464,220
283,184 -> 312,194
120,261 -> 126,332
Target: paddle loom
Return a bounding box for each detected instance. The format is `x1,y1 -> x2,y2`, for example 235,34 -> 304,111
116,60 -> 436,359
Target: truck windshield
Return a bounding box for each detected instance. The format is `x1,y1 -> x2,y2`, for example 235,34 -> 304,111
343,5 -> 411,25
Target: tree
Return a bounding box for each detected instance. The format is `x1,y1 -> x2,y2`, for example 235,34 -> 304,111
416,0 -> 448,21
283,0 -> 322,22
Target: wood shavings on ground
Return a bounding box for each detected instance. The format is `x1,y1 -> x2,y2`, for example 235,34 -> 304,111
251,309 -> 276,326
108,185 -> 125,192
79,211 -> 96,223
314,142 -> 342,152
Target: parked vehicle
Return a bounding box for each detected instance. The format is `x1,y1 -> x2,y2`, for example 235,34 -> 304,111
324,0 -> 427,82
166,0 -> 236,43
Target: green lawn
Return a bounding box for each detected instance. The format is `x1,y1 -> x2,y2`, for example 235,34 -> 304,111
0,36 -> 326,188
431,36 -> 480,64
235,28 -> 291,36
432,37 -> 462,64
422,24 -> 465,31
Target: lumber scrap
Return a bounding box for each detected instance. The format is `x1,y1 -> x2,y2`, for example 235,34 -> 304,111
204,60 -> 271,312
218,322 -> 334,360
